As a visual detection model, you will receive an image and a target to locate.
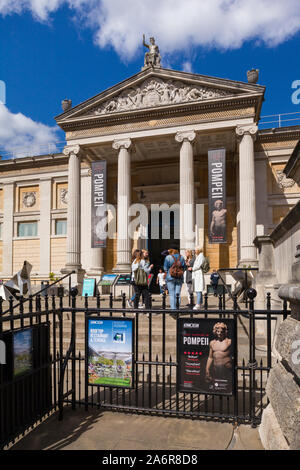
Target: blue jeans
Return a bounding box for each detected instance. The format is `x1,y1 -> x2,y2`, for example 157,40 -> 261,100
167,280 -> 182,309
159,285 -> 165,294
196,292 -> 203,305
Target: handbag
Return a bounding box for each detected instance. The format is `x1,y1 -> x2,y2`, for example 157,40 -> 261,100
134,264 -> 148,286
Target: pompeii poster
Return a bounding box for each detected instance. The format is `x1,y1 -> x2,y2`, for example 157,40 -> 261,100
177,318 -> 236,396
88,318 -> 134,388
91,160 -> 107,249
208,148 -> 227,244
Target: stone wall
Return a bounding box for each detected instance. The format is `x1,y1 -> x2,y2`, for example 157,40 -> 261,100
258,205 -> 300,450
272,202 -> 300,284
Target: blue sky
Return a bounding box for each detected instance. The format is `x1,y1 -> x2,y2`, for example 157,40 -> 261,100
1,0 -> 300,157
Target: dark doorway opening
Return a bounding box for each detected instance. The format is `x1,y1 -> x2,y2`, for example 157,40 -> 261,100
148,210 -> 180,293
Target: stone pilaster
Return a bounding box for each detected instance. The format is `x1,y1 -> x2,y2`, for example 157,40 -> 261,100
236,124 -> 258,267
39,177 -> 51,277
61,145 -> 85,289
113,139 -> 132,273
175,131 -> 196,253
2,181 -> 14,278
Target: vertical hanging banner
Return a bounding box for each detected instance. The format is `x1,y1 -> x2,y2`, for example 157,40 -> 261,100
91,160 -> 107,248
208,148 -> 227,244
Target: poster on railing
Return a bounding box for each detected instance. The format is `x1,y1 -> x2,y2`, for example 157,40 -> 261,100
177,318 -> 236,396
91,160 -> 107,248
13,328 -> 33,377
208,148 -> 227,244
87,317 -> 134,388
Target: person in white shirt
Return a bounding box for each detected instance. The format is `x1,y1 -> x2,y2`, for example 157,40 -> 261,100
192,247 -> 205,310
156,268 -> 166,295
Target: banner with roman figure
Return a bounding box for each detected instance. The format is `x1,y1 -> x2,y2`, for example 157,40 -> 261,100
208,148 -> 227,244
177,317 -> 236,396
91,160 -> 107,248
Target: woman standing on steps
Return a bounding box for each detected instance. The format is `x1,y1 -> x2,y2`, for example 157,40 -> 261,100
192,247 -> 205,310
164,246 -> 186,310
131,249 -> 153,310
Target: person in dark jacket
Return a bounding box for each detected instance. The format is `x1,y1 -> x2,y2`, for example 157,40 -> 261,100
185,250 -> 195,307
210,270 -> 220,297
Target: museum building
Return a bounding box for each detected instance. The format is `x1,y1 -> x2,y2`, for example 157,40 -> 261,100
0,58 -> 300,285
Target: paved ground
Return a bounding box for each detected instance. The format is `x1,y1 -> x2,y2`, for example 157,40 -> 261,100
11,407 -> 264,451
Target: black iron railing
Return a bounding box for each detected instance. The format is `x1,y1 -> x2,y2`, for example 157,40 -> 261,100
0,290 -> 290,449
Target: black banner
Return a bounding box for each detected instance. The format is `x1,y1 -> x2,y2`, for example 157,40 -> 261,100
91,160 -> 107,248
208,148 -> 226,244
177,317 -> 236,396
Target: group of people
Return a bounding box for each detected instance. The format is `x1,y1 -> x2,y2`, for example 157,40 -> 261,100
128,246 -> 220,311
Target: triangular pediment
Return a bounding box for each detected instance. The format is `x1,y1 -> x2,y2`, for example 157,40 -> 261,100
55,67 -> 265,124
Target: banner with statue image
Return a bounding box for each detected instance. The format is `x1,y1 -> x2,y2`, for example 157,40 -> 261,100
91,160 -> 107,248
208,148 -> 227,244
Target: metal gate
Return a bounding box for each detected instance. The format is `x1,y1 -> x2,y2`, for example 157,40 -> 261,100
0,290 -> 290,449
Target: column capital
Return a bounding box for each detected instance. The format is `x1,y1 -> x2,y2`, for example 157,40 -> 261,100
63,144 -> 82,157
175,130 -> 196,144
112,138 -> 132,151
236,124 -> 258,140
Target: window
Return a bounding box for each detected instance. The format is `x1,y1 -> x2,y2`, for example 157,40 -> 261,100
18,222 -> 38,237
55,219 -> 67,235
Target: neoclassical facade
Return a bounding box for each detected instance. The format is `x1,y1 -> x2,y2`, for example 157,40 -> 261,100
0,66 -> 300,282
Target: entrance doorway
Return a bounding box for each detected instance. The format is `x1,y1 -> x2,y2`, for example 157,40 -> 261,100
148,209 -> 180,293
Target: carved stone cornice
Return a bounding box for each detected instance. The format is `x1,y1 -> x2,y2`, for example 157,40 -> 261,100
175,130 -> 196,144
112,139 -> 132,151
236,124 -> 258,141
60,99 -> 257,133
63,145 -> 82,157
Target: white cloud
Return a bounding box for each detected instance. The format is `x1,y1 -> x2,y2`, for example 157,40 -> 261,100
182,61 -> 193,73
0,0 -> 300,58
0,104 -> 59,158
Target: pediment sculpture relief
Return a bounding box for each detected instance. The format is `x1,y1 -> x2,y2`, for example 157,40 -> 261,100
276,170 -> 295,189
91,77 -> 232,116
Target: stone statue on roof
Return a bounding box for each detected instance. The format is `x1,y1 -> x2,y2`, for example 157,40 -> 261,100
143,35 -> 161,69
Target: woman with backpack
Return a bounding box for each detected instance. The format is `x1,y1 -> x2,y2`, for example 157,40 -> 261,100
131,249 -> 152,310
192,247 -> 206,310
163,246 -> 186,310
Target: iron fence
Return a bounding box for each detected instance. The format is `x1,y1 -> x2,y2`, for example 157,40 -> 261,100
0,290 -> 290,449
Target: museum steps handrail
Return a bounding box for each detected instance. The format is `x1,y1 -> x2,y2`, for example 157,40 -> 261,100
0,271 -> 75,315
217,269 -> 240,311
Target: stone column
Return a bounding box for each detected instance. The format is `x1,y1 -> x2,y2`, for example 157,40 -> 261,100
236,124 -> 258,267
2,181 -> 14,278
39,177 -> 51,277
61,145 -> 85,288
113,139 -> 132,273
81,170 -> 104,278
175,131 -> 196,253
88,248 -> 104,277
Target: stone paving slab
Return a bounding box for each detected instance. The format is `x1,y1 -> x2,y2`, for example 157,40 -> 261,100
11,407 -> 264,451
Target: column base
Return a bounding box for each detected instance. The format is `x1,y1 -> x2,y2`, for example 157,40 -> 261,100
238,259 -> 258,268
113,263 -> 131,274
86,267 -> 104,282
86,267 -> 104,275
